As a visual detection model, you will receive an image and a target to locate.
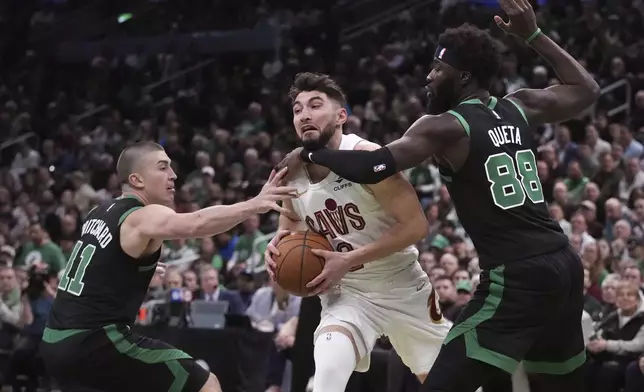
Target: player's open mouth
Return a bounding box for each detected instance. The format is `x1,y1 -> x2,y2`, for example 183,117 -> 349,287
301,125 -> 318,132
167,187 -> 175,193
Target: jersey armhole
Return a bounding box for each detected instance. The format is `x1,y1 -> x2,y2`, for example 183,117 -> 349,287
118,206 -> 143,226
446,110 -> 470,136
505,98 -> 530,126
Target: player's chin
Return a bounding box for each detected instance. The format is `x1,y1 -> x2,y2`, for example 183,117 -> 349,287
301,138 -> 323,151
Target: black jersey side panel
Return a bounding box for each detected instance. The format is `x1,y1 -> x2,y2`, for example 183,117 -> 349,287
47,196 -> 160,329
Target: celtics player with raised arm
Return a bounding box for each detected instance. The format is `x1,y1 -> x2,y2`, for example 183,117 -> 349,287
278,1 -> 600,391
41,141 -> 295,392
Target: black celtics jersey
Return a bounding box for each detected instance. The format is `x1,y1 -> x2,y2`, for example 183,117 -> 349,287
439,97 -> 568,269
47,196 -> 160,329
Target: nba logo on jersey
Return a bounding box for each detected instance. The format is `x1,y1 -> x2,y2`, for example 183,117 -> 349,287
373,164 -> 386,172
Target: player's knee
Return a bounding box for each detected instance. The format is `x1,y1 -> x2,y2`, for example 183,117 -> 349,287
199,373 -> 221,392
313,331 -> 357,392
314,330 -> 358,370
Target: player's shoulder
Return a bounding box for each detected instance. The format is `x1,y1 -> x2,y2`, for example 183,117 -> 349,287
353,139 -> 381,152
404,113 -> 466,144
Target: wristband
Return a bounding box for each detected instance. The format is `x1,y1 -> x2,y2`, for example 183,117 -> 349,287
525,28 -> 542,44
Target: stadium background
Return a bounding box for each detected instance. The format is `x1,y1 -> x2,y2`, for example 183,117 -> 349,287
0,0 -> 643,391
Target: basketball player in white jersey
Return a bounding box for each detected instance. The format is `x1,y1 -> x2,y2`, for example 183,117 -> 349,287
265,72 -> 450,392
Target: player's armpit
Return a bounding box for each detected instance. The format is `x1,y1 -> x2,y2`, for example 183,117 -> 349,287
506,86 -> 598,126
302,114 -> 463,184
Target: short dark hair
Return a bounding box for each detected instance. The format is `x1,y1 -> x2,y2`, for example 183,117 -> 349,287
437,24 -> 501,89
288,72 -> 347,106
116,141 -> 165,185
434,275 -> 454,285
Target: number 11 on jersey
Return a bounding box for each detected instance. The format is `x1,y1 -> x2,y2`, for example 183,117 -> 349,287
58,240 -> 96,296
484,149 -> 544,210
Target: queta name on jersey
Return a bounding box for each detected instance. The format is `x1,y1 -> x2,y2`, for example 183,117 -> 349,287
488,125 -> 522,147
80,219 -> 113,248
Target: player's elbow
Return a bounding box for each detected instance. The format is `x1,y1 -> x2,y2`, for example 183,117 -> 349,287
409,215 -> 430,243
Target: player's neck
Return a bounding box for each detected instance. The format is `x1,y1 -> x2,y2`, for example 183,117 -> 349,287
456,89 -> 490,107
120,191 -> 149,206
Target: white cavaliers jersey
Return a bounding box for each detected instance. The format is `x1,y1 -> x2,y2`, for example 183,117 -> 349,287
289,134 -> 419,286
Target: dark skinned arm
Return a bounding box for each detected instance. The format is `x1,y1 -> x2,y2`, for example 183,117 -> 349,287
505,32 -> 601,125
300,114 -> 466,184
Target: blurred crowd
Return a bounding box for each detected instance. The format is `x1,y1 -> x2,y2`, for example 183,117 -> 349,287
0,0 -> 644,391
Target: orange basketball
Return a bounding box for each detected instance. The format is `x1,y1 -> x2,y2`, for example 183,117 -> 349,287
274,230 -> 333,296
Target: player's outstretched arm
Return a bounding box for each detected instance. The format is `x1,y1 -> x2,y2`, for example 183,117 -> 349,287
299,114 -> 464,184
122,168 -> 296,241
496,0 -> 600,125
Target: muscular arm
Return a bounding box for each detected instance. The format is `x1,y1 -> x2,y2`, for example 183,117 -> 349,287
302,114 -> 465,184
343,141 -> 429,269
506,31 -> 600,125
122,201 -> 263,241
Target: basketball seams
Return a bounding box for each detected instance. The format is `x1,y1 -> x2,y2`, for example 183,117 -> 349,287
273,230 -> 332,296
275,246 -> 301,285
304,239 -> 334,251
299,230 -> 309,295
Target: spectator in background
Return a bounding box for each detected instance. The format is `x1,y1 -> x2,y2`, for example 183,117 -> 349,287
433,276 -> 457,322
624,355 -> 644,392
586,123 -> 611,161
15,222 -> 65,274
584,267 -> 603,321
8,266 -> 56,392
564,160 -> 590,204
195,265 -> 245,315
227,215 -> 268,275
0,266 -> 29,383
594,152 -> 624,202
587,282 -> 644,392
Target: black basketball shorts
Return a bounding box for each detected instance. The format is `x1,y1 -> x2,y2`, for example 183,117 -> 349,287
434,245 -> 587,376
40,324 -> 209,392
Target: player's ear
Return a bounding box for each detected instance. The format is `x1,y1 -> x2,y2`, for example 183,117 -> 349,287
461,72 -> 471,85
128,173 -> 145,189
336,106 -> 348,126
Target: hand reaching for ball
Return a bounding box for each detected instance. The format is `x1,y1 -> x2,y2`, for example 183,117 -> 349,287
265,229 -> 292,282
305,249 -> 354,296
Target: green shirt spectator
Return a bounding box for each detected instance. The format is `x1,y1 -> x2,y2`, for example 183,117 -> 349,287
15,222 -> 66,274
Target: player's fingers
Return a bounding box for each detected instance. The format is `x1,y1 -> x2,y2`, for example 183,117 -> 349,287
306,273 -> 325,289
276,229 -> 291,241
267,169 -> 277,183
272,186 -> 298,196
272,166 -> 289,183
493,15 -> 510,30
309,280 -> 330,296
310,248 -> 330,258
267,243 -> 280,256
506,0 -> 523,13
265,257 -> 276,273
273,205 -> 294,215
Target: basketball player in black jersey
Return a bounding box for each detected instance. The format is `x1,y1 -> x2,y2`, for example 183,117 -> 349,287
41,141 -> 295,392
277,0 -> 600,391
